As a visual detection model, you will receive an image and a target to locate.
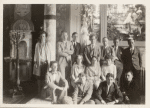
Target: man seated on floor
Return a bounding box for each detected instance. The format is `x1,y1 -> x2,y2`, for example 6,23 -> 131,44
94,73 -> 123,104
72,73 -> 95,104
121,70 -> 141,104
42,61 -> 68,104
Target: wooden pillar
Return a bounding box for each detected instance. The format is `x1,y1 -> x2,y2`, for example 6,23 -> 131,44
44,4 -> 56,61
100,4 -> 107,42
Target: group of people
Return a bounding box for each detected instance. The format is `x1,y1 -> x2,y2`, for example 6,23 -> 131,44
33,30 -> 144,104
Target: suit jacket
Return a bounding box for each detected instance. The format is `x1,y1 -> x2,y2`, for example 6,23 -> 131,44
121,80 -> 140,104
112,46 -> 124,62
71,41 -> 81,64
122,47 -> 142,71
72,80 -> 93,103
96,81 -> 123,103
57,41 -> 74,65
83,42 -> 101,66
100,46 -> 115,66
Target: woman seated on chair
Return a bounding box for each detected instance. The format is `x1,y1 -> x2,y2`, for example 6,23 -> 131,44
71,55 -> 86,88
85,56 -> 101,90
101,55 -> 117,81
44,61 -> 68,104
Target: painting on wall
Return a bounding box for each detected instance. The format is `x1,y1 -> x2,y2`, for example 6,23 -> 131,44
107,4 -> 145,41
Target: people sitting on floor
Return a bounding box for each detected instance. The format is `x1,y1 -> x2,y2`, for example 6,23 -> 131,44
85,56 -> 101,90
42,61 -> 68,104
71,55 -> 86,88
101,55 -> 117,81
121,70 -> 141,104
94,73 -> 123,104
72,73 -> 95,104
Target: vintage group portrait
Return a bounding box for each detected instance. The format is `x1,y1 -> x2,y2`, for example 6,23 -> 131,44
2,3 -> 147,106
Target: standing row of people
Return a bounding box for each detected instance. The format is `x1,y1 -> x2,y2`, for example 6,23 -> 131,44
33,31 -> 144,104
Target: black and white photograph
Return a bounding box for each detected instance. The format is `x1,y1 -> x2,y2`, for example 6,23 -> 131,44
2,3 -> 147,106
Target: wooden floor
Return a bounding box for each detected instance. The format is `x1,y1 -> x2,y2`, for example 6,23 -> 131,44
3,94 -> 36,104
3,80 -> 145,104
3,80 -> 38,104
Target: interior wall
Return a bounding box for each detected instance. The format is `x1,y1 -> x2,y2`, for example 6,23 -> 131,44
69,4 -> 81,42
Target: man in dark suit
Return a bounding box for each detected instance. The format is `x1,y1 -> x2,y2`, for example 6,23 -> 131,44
101,37 -> 115,66
121,71 -> 140,104
83,34 -> 101,67
71,32 -> 81,65
122,37 -> 144,88
112,37 -> 124,87
94,73 -> 123,104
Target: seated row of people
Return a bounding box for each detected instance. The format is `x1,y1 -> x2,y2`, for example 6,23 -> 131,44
43,61 -> 140,104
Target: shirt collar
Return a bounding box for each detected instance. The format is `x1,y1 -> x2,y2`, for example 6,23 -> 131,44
130,46 -> 134,50
51,71 -> 58,75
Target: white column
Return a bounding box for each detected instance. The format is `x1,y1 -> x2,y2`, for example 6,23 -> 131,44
44,4 -> 56,61
100,4 -> 107,42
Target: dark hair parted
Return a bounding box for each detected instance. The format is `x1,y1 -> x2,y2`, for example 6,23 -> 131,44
72,32 -> 78,37
105,54 -> 113,60
89,33 -> 97,40
50,61 -> 58,67
126,70 -> 134,76
106,73 -> 114,78
61,30 -> 67,36
39,31 -> 47,37
103,37 -> 108,41
113,37 -> 120,41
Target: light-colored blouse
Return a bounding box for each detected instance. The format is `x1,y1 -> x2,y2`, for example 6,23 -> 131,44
101,64 -> 117,81
71,63 -> 85,82
33,42 -> 51,76
85,63 -> 101,81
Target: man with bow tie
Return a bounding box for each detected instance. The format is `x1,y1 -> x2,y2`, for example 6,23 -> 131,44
71,32 -> 81,65
83,34 -> 101,67
122,37 -> 144,89
57,31 -> 74,80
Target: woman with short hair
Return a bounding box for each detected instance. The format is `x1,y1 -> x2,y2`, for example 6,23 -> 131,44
85,56 -> 101,90
71,54 -> 85,88
33,31 -> 51,95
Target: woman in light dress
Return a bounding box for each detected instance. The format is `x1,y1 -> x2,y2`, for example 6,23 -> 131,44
85,56 -> 101,90
71,55 -> 86,88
